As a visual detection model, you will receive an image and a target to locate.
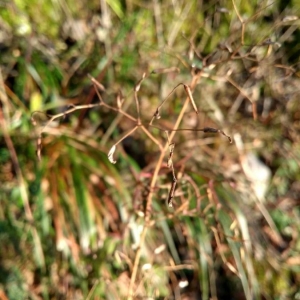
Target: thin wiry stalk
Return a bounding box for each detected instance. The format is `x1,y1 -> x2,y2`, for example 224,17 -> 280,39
150,83 -> 198,125
134,72 -> 146,124
232,0 -> 245,45
127,71 -> 203,299
226,75 -> 258,120
114,126 -> 138,147
30,68 -> 232,298
148,124 -> 232,143
90,76 -> 137,122
140,125 -> 163,151
153,0 -> 164,49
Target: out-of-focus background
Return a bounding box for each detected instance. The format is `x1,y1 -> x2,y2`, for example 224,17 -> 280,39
0,0 -> 300,299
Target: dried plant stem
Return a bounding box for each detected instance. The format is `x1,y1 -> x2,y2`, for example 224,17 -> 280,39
0,68 -> 10,120
90,77 -> 137,122
150,83 -> 198,125
100,98 -> 134,146
31,70 -> 230,297
149,124 -> 232,143
166,132 -> 177,207
232,0 -> 245,45
114,126 -> 138,146
127,72 -> 202,299
140,125 -> 163,151
32,104 -> 100,133
88,73 -> 106,91
134,73 -> 146,124
226,76 -> 257,120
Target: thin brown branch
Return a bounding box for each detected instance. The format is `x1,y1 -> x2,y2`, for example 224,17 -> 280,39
90,75 -> 137,122
127,70 -> 203,300
150,83 -> 182,124
32,75 -> 140,160
232,0 -> 245,45
76,68 -> 111,132
114,126 -> 138,147
140,125 -> 163,151
0,68 -> 10,121
148,124 -> 232,143
151,67 -> 180,74
150,83 -> 198,125
32,103 -> 101,135
165,131 -> 177,208
167,179 -> 177,208
88,73 -> 106,91
134,73 -> 146,124
102,102 -> 137,122
167,143 -> 175,168
226,75 -> 257,120
183,84 -> 198,114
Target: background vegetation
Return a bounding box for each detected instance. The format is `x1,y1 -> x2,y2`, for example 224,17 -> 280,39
0,0 -> 300,299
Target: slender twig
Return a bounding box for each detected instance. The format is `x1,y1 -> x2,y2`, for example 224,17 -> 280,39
148,124 -> 232,143
140,125 -> 163,151
30,70 -> 231,298
90,76 -> 137,122
127,71 -> 203,300
150,83 -> 182,124
31,104 -> 102,160
151,67 -> 180,74
150,83 -> 199,125
165,131 -> 177,208
167,179 -> 177,208
134,73 -> 146,124
153,0 -> 164,49
167,143 -> 175,169
226,75 -> 257,120
0,68 -> 10,121
88,73 -> 106,91
86,279 -> 100,300
32,104 -> 101,133
114,126 -> 138,147
232,0 -> 245,45
29,66 -> 233,299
